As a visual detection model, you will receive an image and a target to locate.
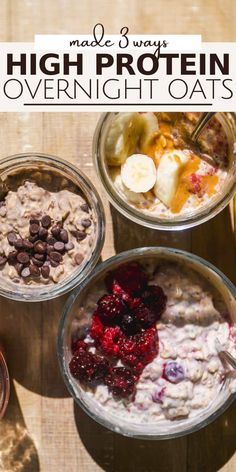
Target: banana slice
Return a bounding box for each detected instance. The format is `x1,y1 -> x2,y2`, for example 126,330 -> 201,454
121,154 -> 156,193
105,112 -> 143,166
154,150 -> 190,207
139,113 -> 159,152
111,169 -> 146,204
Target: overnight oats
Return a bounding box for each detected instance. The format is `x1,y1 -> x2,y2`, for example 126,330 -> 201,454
94,112 -> 236,229
59,249 -> 236,437
0,154 -> 105,301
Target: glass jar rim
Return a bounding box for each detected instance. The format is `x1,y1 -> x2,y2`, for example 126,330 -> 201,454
0,351 -> 10,419
0,152 -> 106,302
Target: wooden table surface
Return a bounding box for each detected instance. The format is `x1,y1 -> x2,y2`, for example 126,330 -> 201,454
0,1 -> 235,471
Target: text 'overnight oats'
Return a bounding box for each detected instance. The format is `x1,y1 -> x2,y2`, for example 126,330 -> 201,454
104,112 -> 230,218
69,261 -> 236,424
0,180 -> 96,285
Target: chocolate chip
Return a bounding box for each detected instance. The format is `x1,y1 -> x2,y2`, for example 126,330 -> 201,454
46,245 -> 54,255
0,256 -> 7,267
34,241 -> 47,254
32,257 -> 44,267
41,265 -> 50,278
50,260 -> 59,268
21,267 -> 30,278
47,236 -> 56,246
29,234 -> 38,243
70,230 -> 79,239
38,227 -> 48,240
43,260 -> 51,267
17,252 -> 30,265
81,218 -> 91,228
74,253 -> 84,265
81,203 -> 90,213
0,202 -> 6,208
54,241 -> 65,252
7,251 -> 18,264
34,253 -> 45,261
59,229 -> 68,243
77,231 -> 87,241
65,242 -> 74,251
29,264 -> 40,277
7,232 -> 18,246
23,240 -> 34,251
51,226 -> 61,238
30,223 -> 40,235
14,239 -> 24,250
43,259 -> 51,267
41,215 -> 52,229
30,218 -> 40,225
50,251 -> 62,263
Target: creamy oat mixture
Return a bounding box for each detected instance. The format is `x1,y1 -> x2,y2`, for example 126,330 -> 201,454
105,112 -> 230,219
0,180 -> 96,284
71,262 -> 236,424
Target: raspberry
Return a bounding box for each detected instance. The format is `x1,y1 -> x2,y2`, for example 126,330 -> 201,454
141,285 -> 167,319
188,173 -> 203,195
100,326 -> 123,357
163,361 -> 185,383
90,313 -> 104,343
69,350 -> 109,383
106,262 -> 148,296
120,327 -> 158,372
97,294 -> 126,325
133,303 -> 156,328
71,339 -> 88,354
152,387 -> 166,404
120,313 -> 141,335
105,367 -> 136,398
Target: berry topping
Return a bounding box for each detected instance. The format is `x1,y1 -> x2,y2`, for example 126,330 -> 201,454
106,262 -> 148,296
69,350 -> 109,383
90,314 -> 104,343
71,339 -> 88,354
120,313 -> 141,335
100,326 -> 123,357
120,327 -> 158,372
152,387 -> 166,404
97,294 -> 126,325
141,285 -> 167,319
163,361 -> 185,383
188,173 -> 203,196
132,302 -> 156,328
70,262 -> 167,400
104,367 -> 136,398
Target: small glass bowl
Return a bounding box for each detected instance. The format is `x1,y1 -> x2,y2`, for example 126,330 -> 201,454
58,247 -> 236,439
0,153 -> 105,302
0,350 -> 10,419
93,112 -> 236,230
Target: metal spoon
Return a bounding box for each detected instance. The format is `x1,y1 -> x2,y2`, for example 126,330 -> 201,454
215,338 -> 236,370
190,112 -> 216,143
189,112 -> 218,165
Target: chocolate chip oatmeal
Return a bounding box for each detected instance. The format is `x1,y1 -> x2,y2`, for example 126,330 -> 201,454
0,180 -> 96,285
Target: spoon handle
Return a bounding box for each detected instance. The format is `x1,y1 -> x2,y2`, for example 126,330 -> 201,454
219,351 -> 236,370
191,112 -> 216,142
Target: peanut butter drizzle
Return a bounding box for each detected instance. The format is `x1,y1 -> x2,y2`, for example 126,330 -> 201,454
146,114 -> 220,214
171,156 -> 219,214
171,156 -> 200,214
